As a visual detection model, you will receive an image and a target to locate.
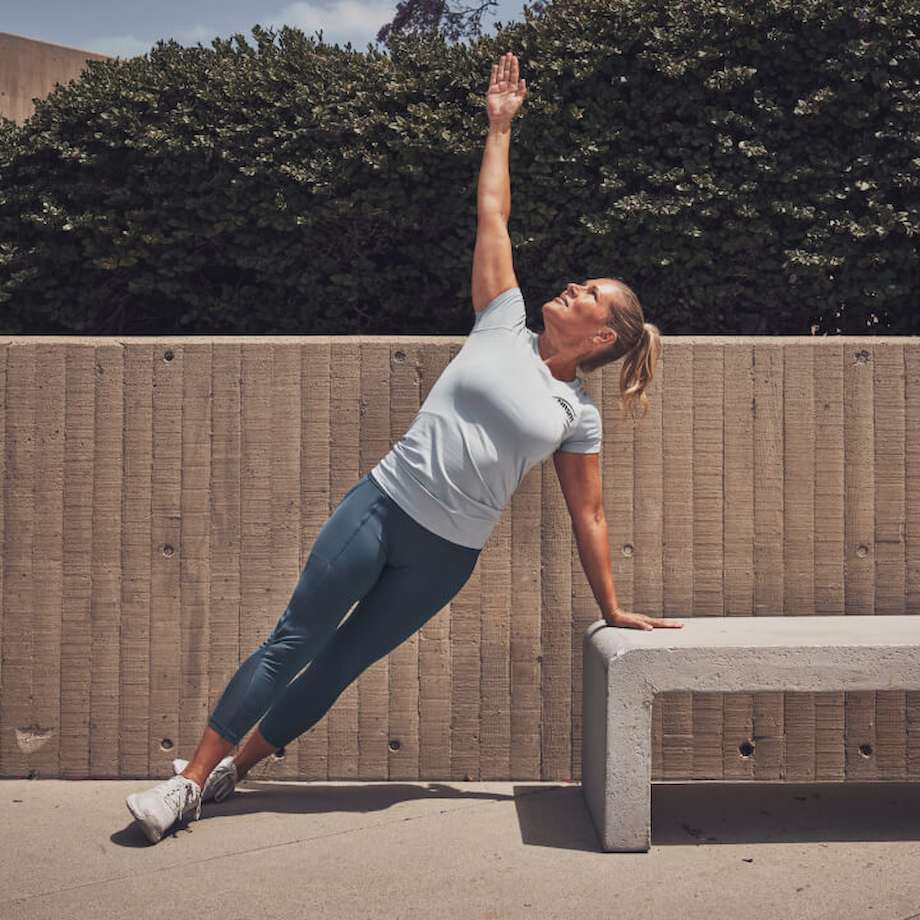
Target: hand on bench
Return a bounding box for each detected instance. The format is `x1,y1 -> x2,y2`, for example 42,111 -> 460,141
605,607 -> 685,630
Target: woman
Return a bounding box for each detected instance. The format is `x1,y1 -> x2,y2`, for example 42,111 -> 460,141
126,51 -> 682,845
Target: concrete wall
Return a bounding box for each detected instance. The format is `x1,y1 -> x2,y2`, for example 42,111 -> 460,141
0,32 -> 111,125
1,335 -> 918,782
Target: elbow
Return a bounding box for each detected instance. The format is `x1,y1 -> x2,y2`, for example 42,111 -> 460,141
573,510 -> 606,530
477,198 -> 509,222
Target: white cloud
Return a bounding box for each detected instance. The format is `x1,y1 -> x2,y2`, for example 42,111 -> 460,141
262,0 -> 397,49
82,23 -> 228,59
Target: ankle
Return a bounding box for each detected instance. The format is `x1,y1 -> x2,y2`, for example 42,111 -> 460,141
180,769 -> 206,789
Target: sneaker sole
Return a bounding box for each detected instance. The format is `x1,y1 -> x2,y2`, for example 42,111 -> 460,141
125,793 -> 165,844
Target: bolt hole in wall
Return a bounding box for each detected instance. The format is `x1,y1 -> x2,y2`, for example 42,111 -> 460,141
734,740 -> 873,759
158,736 -> 289,759
27,337 -> 890,782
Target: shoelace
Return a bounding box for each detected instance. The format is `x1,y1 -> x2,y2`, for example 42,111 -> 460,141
164,776 -> 202,822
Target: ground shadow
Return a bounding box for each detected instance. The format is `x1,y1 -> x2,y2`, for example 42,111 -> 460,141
112,780 -> 521,846
514,780 -> 920,851
112,778 -> 920,851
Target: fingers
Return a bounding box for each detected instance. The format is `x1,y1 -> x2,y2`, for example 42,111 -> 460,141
491,52 -> 518,88
607,613 -> 684,630
635,616 -> 685,629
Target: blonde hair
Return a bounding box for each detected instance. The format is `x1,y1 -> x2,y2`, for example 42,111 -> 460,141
575,278 -> 661,423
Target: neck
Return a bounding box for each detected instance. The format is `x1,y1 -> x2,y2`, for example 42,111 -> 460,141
538,330 -> 578,383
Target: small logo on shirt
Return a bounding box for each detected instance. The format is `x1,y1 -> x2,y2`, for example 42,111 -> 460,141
555,396 -> 575,426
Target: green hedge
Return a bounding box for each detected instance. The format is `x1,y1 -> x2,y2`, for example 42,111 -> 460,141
1,0 -> 917,336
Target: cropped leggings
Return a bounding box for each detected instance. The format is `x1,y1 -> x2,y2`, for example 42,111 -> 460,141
207,472 -> 482,750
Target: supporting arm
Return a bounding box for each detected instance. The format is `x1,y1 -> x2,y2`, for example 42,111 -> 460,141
572,515 -> 622,620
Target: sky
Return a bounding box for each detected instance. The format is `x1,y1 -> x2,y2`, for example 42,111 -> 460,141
3,0 -> 533,59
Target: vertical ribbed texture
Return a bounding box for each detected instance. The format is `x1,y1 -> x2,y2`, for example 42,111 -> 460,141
783,343 -> 817,779
208,345 -> 241,769
752,344 -> 785,777
91,343 -> 123,777
812,343 -> 847,779
149,343 -> 182,776
360,341 -> 391,778
2,344 -> 36,776
33,345 -> 65,780
845,342 -> 876,779
658,342 -> 693,778
722,344 -> 756,780
295,340 -> 332,780
907,345 -> 920,779
120,345 -> 153,777
0,337 -> 918,782
178,343 -> 211,771
872,343 -> 907,775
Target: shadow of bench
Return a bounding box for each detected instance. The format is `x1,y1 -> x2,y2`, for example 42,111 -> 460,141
581,615 -> 920,852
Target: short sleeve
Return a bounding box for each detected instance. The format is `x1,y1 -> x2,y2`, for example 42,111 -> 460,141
558,401 -> 602,454
470,287 -> 526,334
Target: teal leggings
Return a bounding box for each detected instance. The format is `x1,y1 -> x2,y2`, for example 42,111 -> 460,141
207,472 -> 481,750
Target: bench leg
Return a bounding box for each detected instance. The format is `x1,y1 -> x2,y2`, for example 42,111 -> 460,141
582,639 -> 653,852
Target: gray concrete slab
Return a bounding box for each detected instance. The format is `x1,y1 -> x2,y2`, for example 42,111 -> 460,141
583,616 -> 920,852
2,776 -> 920,920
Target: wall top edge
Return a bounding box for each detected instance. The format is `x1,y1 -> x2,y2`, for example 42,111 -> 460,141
0,31 -> 112,57
0,335 -> 917,346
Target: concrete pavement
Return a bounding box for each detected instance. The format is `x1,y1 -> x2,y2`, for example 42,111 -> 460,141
2,777 -> 920,919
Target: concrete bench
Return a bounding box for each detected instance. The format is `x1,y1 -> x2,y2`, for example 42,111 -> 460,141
581,615 -> 920,852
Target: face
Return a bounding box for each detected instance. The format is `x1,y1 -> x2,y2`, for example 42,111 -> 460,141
542,278 -> 619,350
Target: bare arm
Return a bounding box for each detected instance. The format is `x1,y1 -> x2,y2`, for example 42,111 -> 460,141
572,517 -> 685,630
572,516 -> 621,621
477,52 -> 527,219
477,123 -> 512,219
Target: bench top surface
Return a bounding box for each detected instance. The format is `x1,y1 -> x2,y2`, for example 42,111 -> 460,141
590,615 -> 920,654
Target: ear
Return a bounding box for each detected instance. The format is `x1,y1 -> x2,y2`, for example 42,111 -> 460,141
591,328 -> 616,347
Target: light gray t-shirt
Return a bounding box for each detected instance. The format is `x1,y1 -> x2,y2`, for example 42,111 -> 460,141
370,286 -> 603,549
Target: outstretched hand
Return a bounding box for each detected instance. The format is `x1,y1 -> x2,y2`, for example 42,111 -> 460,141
605,608 -> 685,630
486,52 -> 527,126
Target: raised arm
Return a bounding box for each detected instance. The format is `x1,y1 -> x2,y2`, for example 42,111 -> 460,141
477,123 -> 512,219
471,54 -> 528,312
476,52 -> 527,219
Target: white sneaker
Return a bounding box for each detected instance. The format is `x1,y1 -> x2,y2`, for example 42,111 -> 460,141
126,774 -> 203,844
172,755 -> 238,804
